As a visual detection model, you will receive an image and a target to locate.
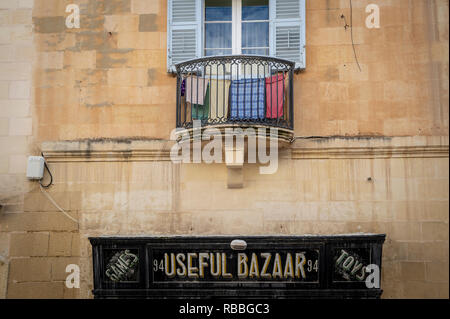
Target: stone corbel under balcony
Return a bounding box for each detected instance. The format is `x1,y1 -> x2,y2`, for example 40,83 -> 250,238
225,145 -> 244,189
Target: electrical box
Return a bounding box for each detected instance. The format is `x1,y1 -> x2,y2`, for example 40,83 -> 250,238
26,156 -> 45,180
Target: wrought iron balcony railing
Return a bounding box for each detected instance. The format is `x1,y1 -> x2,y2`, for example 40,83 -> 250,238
175,55 -> 295,131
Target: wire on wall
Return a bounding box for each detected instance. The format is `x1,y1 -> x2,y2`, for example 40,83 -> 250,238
38,153 -> 78,224
39,184 -> 78,224
39,152 -> 53,188
350,0 -> 362,72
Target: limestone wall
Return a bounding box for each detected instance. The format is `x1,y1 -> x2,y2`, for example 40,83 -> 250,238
30,0 -> 449,141
0,0 -> 448,299
3,136 -> 445,298
0,0 -> 35,299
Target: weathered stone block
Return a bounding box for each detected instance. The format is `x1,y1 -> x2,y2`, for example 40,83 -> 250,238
9,232 -> 49,257
426,262 -> 449,283
8,117 -> 32,136
400,261 -> 426,281
71,233 -> 81,256
50,256 -> 80,281
8,80 -> 30,99
1,212 -> 79,232
139,14 -> 158,32
9,257 -> 52,282
0,119 -> 9,137
422,222 -> 449,241
36,51 -> 64,69
64,50 -> 96,69
107,68 -> 148,86
0,62 -> 31,80
33,16 -> 65,33
48,232 -> 73,256
35,33 -> 76,51
75,31 -> 118,51
104,14 -> 139,32
117,31 -> 162,49
7,282 -> 64,299
132,0 -> 159,14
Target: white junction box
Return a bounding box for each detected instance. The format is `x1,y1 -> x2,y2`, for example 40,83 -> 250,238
26,156 -> 45,180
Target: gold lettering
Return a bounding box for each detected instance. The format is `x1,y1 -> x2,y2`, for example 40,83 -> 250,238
176,253 -> 187,277
164,253 -> 176,278
272,253 -> 283,279
295,253 -> 306,279
199,253 -> 209,278
222,253 -> 232,279
284,253 -> 294,279
260,253 -> 272,279
187,253 -> 199,278
210,253 -> 221,277
237,253 -> 248,278
249,253 -> 260,278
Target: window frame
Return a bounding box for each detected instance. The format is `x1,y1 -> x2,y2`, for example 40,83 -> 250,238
202,0 -> 270,56
167,0 -> 306,72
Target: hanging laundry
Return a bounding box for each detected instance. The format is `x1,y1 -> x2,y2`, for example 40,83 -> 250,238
185,76 -> 209,105
180,79 -> 186,97
229,78 -> 265,119
209,79 -> 231,121
265,73 -> 285,119
192,84 -> 210,121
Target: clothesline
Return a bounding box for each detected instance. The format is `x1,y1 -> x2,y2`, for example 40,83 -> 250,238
181,74 -> 288,80
183,74 -> 286,120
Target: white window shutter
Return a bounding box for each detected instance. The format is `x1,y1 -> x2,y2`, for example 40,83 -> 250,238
167,0 -> 202,72
270,0 -> 306,69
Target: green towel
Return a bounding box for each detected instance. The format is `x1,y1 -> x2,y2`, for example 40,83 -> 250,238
192,84 -> 210,121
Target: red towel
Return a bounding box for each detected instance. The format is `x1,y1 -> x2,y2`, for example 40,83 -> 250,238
265,74 -> 285,119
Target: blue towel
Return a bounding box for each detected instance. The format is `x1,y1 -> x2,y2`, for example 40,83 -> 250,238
230,78 -> 265,119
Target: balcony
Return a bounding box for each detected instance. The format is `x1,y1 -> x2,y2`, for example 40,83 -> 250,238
175,55 -> 295,143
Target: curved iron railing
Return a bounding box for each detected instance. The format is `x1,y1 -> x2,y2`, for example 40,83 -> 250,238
175,55 -> 294,131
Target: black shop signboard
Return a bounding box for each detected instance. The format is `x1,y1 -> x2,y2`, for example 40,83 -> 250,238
90,234 -> 385,299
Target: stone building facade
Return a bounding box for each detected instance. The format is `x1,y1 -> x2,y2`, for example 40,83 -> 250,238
0,0 -> 448,298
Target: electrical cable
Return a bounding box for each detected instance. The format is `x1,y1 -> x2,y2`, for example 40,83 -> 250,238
350,0 -> 362,72
39,152 -> 53,188
39,184 -> 79,224
37,153 -> 77,224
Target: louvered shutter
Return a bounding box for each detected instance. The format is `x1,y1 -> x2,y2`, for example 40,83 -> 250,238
167,0 -> 202,72
270,0 -> 306,69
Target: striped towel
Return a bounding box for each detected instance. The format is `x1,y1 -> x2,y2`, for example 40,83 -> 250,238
229,78 -> 265,119
209,79 -> 231,121
186,76 -> 209,105
192,84 -> 210,121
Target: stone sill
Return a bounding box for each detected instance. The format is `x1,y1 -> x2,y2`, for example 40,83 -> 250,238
289,135 -> 449,159
40,135 -> 449,163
